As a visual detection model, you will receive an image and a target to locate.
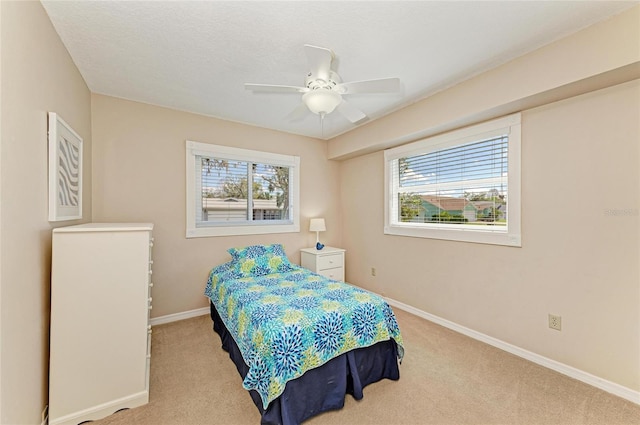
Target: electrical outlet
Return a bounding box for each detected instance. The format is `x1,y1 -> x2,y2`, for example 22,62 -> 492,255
371,267 -> 376,276
548,314 -> 562,331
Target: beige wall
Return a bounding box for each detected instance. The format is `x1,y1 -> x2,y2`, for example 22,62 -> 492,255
91,95 -> 341,318
0,3 -> 4,419
0,2 -> 637,422
336,6 -> 639,395
339,82 -> 639,392
0,1 -> 92,424
329,5 -> 640,160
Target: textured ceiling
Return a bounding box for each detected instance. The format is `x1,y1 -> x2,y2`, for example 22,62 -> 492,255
41,1 -> 637,140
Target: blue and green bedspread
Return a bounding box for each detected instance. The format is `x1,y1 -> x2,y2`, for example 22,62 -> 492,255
205,262 -> 404,409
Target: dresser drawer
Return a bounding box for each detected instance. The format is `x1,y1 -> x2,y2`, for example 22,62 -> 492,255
317,253 -> 343,270
317,266 -> 344,282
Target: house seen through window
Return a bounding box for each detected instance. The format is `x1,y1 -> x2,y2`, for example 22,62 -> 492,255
186,141 -> 300,237
200,159 -> 290,222
384,113 -> 521,246
397,136 -> 508,225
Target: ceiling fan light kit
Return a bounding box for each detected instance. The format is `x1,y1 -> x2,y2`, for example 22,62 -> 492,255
245,44 -> 400,124
302,89 -> 342,115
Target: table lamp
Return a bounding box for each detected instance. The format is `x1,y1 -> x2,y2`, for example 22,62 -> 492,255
309,218 -> 326,250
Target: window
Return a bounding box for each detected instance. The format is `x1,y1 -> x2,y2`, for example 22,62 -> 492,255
186,141 -> 300,238
384,114 -> 521,246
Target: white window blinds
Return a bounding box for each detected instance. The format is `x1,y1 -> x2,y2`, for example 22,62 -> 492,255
384,113 -> 521,246
198,158 -> 291,224
186,141 -> 300,238
396,135 -> 508,226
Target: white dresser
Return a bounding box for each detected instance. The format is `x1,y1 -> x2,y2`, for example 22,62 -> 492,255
300,246 -> 346,281
49,223 -> 154,425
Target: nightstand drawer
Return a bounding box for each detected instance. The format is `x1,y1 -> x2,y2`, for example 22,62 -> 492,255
300,247 -> 346,282
317,253 -> 343,270
318,266 -> 344,282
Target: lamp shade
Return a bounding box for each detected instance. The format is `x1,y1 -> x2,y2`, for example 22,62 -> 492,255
309,218 -> 326,232
302,90 -> 342,115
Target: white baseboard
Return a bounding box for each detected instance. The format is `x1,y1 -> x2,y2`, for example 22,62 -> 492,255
49,391 -> 148,425
385,297 -> 640,406
149,306 -> 210,326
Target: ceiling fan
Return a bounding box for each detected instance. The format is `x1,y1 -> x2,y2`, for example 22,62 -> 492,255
245,44 -> 400,124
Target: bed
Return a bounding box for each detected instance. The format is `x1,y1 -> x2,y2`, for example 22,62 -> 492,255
204,244 -> 404,425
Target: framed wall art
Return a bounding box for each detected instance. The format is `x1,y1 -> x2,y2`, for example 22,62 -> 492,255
48,112 -> 83,221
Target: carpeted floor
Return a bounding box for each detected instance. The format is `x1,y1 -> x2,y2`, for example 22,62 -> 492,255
92,308 -> 640,424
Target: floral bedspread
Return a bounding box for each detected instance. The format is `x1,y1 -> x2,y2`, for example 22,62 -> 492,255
205,263 -> 404,409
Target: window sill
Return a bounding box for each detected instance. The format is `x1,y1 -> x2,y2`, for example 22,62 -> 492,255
384,224 -> 521,247
187,223 -> 300,238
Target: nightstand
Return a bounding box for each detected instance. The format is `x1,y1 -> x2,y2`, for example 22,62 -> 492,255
300,246 -> 346,282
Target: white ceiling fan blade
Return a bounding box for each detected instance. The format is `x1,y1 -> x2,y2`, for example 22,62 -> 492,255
285,103 -> 310,122
245,83 -> 308,94
304,44 -> 333,82
336,100 -> 368,124
337,78 -> 400,94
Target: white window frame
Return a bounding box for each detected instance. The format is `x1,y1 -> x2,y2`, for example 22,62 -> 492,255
186,141 -> 300,238
384,113 -> 521,247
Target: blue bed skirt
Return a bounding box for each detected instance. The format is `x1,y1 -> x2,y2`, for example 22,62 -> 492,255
210,302 -> 400,425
